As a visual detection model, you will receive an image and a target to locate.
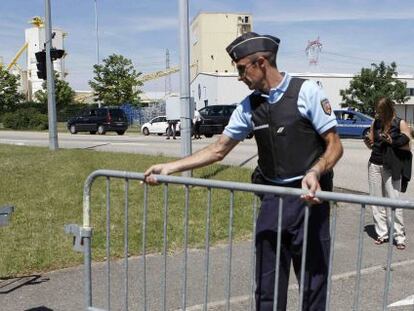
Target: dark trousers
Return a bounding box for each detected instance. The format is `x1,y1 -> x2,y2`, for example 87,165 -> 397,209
255,182 -> 331,311
194,121 -> 201,138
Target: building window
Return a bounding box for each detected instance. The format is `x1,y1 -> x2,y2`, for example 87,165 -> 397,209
406,87 -> 414,96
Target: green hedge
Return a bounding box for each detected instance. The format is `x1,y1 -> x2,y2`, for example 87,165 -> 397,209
2,108 -> 48,130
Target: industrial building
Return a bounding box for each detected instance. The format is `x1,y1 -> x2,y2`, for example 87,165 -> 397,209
189,13 -> 414,124
2,17 -> 66,100
190,12 -> 252,79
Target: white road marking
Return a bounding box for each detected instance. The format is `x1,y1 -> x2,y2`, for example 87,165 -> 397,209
0,139 -> 29,143
181,259 -> 414,311
110,142 -> 149,146
388,295 -> 414,307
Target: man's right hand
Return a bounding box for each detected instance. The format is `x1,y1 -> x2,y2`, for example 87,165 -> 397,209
144,163 -> 172,185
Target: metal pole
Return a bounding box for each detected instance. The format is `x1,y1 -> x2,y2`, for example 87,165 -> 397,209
178,0 -> 192,174
94,0 -> 101,108
94,0 -> 100,65
45,0 -> 58,150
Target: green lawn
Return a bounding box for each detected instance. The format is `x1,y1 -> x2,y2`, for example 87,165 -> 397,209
0,145 -> 255,277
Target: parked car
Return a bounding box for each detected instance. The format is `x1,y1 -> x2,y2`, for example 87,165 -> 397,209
141,116 -> 181,136
334,109 -> 373,138
67,107 -> 128,135
198,104 -> 237,138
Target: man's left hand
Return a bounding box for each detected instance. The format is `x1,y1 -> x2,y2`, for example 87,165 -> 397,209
301,171 -> 322,204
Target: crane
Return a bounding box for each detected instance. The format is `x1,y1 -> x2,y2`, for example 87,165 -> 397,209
138,63 -> 196,83
139,66 -> 180,83
29,16 -> 44,28
76,63 -> 196,102
6,43 -> 28,71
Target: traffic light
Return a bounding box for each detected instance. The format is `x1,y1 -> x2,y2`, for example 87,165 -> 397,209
35,48 -> 65,80
35,50 -> 46,80
50,48 -> 65,60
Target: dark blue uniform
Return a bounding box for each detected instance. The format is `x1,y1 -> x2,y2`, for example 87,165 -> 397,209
255,175 -> 332,310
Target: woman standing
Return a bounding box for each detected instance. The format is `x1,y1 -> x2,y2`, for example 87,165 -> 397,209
365,97 -> 412,250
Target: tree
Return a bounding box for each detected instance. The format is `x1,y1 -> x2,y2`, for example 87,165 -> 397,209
89,54 -> 143,106
0,66 -> 24,114
340,62 -> 409,115
34,72 -> 75,111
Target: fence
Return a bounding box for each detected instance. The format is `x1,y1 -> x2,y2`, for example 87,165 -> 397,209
65,169 -> 414,311
121,102 -> 166,126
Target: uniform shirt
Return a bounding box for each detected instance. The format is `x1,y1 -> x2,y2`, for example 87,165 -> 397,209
223,72 -> 337,184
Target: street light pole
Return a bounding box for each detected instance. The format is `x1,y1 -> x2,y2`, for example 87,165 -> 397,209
178,0 -> 192,177
45,0 -> 58,150
94,0 -> 100,65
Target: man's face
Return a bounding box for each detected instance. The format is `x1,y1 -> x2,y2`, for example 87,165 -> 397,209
234,56 -> 262,90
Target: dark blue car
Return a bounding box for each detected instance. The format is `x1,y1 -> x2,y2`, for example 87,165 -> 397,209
334,109 -> 373,138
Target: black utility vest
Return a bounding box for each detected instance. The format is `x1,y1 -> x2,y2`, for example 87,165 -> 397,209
250,78 -> 326,180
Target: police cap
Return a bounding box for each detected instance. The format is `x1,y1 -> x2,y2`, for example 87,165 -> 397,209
226,32 -> 280,62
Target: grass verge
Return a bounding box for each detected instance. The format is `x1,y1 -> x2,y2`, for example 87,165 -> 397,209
0,144 -> 254,278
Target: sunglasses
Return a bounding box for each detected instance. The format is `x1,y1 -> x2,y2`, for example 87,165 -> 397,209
235,59 -> 258,77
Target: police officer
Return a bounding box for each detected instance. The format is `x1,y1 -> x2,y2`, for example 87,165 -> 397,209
144,32 -> 343,310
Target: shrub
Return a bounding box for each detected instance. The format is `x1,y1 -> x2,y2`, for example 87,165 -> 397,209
2,108 -> 48,130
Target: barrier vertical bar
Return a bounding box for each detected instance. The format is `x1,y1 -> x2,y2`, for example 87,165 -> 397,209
203,188 -> 212,311
383,207 -> 396,311
326,202 -> 338,311
85,231 -> 92,309
250,196 -> 258,311
182,185 -> 190,310
142,183 -> 148,311
225,191 -> 235,311
162,184 -> 169,311
83,173 -> 95,309
273,197 -> 284,311
124,179 -> 129,311
353,203 -> 366,311
106,177 -> 111,310
298,205 -> 310,311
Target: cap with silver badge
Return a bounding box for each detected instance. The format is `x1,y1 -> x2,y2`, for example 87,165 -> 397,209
226,32 -> 280,62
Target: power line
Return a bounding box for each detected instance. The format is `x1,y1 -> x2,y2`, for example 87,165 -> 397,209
322,50 -> 414,69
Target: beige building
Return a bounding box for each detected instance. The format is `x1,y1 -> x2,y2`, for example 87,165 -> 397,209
190,12 -> 252,79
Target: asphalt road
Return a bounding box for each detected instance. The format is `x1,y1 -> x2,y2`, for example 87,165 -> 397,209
1,130 -> 414,310
0,130 -> 413,199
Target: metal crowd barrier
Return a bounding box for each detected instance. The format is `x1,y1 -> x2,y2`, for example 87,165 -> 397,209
65,169 -> 414,311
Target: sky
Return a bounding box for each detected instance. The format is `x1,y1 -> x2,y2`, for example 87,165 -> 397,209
1,0 -> 414,93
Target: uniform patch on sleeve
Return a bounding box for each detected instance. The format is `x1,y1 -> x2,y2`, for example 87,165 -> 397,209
320,99 -> 332,115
